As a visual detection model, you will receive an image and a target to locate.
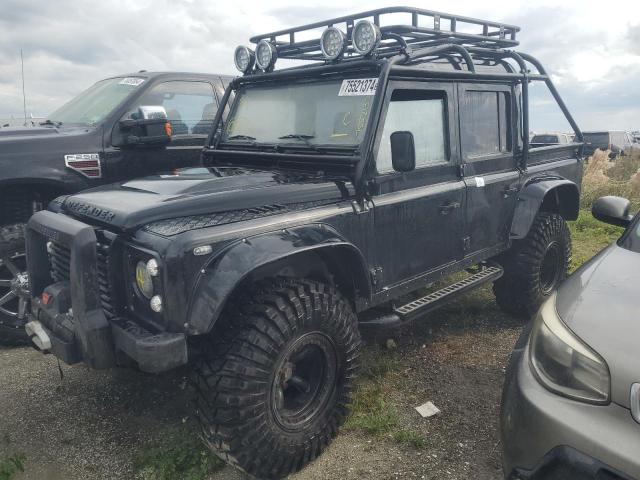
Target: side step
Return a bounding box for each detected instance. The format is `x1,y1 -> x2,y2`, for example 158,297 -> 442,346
360,264 -> 503,330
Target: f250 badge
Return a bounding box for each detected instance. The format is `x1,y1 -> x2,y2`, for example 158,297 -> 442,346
65,200 -> 115,222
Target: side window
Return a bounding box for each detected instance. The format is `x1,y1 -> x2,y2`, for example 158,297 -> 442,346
461,90 -> 511,158
128,81 -> 216,136
377,90 -> 447,173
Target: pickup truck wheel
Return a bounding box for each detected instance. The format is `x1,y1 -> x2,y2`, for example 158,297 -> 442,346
493,213 -> 571,318
191,279 -> 361,479
0,224 -> 29,346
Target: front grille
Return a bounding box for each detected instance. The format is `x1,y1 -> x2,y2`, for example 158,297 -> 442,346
96,241 -> 116,319
49,243 -> 71,282
48,237 -> 116,319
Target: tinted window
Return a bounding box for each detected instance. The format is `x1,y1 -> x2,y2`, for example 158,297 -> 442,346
583,132 -> 610,145
376,90 -> 447,173
129,81 -> 216,135
461,91 -> 510,158
531,135 -> 560,144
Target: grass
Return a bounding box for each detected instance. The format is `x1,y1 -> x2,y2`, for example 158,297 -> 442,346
134,433 -> 224,480
0,454 -> 25,480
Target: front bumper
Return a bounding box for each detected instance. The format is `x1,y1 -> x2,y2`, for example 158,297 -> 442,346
25,211 -> 187,373
501,338 -> 640,480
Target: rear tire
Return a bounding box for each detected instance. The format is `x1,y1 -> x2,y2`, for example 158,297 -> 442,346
191,278 -> 361,479
493,213 -> 571,318
0,224 -> 29,346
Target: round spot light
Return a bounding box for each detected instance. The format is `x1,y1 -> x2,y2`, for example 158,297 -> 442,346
352,20 -> 381,56
234,45 -> 255,74
255,40 -> 278,71
150,295 -> 163,313
320,27 -> 347,61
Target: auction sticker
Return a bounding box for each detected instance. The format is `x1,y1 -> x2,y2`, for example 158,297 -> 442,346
119,77 -> 145,87
339,78 -> 378,96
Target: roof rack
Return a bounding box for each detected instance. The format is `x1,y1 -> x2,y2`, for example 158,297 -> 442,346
250,7 -> 520,62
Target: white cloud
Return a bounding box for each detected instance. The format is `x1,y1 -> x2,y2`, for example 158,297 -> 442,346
1,0 -> 639,130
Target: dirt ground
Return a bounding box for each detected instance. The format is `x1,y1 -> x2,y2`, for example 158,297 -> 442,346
0,284 -> 522,480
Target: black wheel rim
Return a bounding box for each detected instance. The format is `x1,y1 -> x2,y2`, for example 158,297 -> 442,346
0,251 -> 27,320
270,332 -> 338,432
540,242 -> 562,294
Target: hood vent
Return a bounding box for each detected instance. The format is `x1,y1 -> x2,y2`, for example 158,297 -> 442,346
143,199 -> 334,237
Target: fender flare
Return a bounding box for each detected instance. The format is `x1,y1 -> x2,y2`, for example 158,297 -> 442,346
510,178 -> 580,240
186,224 -> 371,335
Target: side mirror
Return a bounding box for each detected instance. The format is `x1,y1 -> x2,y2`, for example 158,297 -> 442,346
592,196 -> 633,228
118,106 -> 172,147
390,131 -> 416,173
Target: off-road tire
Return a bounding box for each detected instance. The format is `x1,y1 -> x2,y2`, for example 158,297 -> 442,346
0,223 -> 29,346
191,279 -> 361,479
493,213 -> 571,318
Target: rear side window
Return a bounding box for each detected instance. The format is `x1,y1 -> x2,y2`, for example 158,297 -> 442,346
461,91 -> 511,158
376,90 -> 448,173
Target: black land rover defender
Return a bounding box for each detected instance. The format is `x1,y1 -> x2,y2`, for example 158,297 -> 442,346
0,72 -> 232,343
21,8 -> 584,479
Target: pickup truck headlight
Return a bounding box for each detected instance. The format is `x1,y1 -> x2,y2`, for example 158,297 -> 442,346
529,292 -> 610,404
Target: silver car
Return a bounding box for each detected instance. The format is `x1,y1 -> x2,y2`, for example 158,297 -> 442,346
501,196 -> 640,480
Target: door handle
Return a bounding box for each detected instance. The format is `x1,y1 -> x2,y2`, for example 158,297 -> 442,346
439,201 -> 461,215
502,187 -> 519,198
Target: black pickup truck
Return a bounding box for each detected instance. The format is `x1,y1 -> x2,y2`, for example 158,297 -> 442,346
0,72 -> 233,343
20,8 -> 584,479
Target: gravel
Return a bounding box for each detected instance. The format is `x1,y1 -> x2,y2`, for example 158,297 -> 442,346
0,285 -> 523,480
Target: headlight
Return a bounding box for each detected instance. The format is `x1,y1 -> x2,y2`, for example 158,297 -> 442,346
255,40 -> 277,71
351,20 -> 381,56
234,45 -> 255,73
529,292 -> 610,404
135,260 -> 154,299
321,27 -> 346,60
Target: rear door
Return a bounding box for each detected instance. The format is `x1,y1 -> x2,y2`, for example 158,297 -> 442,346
458,83 -> 520,256
371,81 -> 465,289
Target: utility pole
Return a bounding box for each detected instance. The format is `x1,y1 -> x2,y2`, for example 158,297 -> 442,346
21,49 -> 27,126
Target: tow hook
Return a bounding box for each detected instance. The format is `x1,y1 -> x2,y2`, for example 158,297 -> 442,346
25,321 -> 52,352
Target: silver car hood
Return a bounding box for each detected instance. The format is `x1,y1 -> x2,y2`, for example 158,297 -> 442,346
556,243 -> 639,409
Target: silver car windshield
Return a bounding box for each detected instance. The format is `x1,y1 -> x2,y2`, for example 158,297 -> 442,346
223,78 -> 377,147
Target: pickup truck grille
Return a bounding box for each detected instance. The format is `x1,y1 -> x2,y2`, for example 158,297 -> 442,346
48,238 -> 116,319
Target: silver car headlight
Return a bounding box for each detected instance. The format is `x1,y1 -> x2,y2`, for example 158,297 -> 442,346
529,292 -> 610,404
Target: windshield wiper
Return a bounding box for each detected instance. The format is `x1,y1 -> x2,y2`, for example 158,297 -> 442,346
227,134 -> 256,141
40,119 -> 62,127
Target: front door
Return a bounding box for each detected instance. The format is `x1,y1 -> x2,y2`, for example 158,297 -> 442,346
457,83 -> 520,255
106,80 -> 219,181
371,81 -> 465,290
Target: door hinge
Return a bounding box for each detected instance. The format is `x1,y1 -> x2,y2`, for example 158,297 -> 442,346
459,163 -> 469,178
370,266 -> 383,286
462,236 -> 471,253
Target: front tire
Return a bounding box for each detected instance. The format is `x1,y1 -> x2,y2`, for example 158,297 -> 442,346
0,224 -> 29,346
493,213 -> 571,318
191,279 -> 361,479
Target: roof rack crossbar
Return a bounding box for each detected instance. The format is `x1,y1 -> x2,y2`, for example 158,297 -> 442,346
250,7 -> 519,62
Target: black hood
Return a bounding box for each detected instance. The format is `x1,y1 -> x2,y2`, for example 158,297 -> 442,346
556,243 -> 640,409
59,168 -> 348,231
0,124 -> 97,156
0,125 -> 61,138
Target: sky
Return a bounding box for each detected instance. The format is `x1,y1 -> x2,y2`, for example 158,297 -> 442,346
0,0 -> 639,131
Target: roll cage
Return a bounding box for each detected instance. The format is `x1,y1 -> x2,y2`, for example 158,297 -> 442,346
204,7 -> 583,195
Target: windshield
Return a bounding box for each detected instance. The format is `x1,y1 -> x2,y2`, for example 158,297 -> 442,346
531,135 -> 559,144
47,77 -> 145,125
621,215 -> 640,253
223,78 -> 377,147
583,132 -> 609,145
